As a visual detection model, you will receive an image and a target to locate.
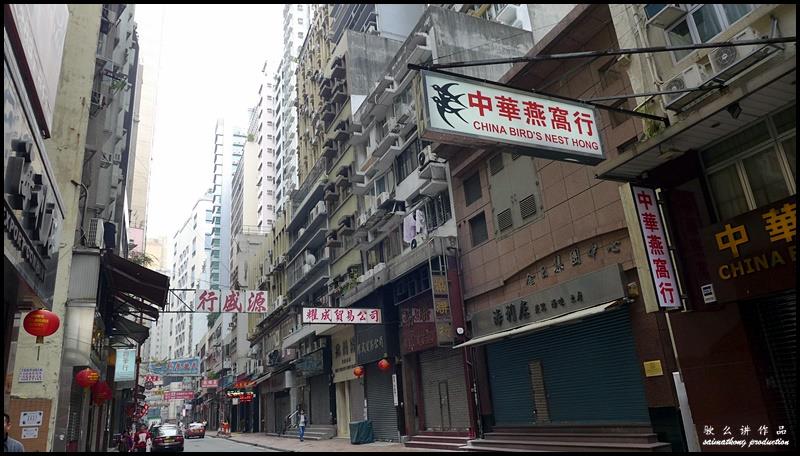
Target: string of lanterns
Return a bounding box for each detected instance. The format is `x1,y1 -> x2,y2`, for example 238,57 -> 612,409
353,358 -> 392,378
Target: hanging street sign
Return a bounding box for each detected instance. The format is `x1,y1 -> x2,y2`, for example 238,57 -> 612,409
301,307 -> 382,324
418,70 -> 605,165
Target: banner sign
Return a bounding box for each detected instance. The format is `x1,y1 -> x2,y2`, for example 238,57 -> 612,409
163,391 -> 195,401
115,348 -> 136,382
419,70 -> 605,165
302,307 -> 382,324
194,290 -> 268,313
147,357 -> 201,376
234,380 -> 255,389
200,379 -> 218,388
631,186 -> 681,309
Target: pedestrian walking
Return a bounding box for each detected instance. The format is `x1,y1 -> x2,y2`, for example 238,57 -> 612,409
4,413 -> 25,452
118,430 -> 132,452
133,424 -> 151,452
298,409 -> 306,442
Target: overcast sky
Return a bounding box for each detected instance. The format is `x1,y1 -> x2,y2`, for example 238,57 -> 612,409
134,4 -> 283,242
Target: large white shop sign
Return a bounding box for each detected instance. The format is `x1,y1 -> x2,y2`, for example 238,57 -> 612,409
418,70 -> 605,165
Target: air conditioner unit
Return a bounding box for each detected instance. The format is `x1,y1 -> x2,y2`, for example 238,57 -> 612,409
376,191 -> 390,207
417,146 -> 436,171
87,218 -> 105,249
662,64 -> 709,110
644,4 -> 685,28
358,213 -> 369,227
709,27 -> 774,81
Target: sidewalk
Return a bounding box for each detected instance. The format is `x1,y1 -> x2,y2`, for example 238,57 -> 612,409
213,431 -> 431,452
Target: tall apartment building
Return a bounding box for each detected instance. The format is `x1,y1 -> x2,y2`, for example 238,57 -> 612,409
167,193 -> 213,359
210,119 -> 246,290
250,3 -> 428,440
273,4 -> 312,210
255,67 -> 278,231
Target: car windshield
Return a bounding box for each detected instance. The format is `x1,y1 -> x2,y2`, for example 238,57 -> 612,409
189,423 -> 203,429
157,426 -> 180,437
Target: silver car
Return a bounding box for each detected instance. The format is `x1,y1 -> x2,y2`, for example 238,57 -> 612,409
151,424 -> 184,452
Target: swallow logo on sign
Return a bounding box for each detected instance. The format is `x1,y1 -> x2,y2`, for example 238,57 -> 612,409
431,83 -> 468,128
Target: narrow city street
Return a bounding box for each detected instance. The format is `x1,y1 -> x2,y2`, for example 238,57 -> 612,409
183,436 -> 275,452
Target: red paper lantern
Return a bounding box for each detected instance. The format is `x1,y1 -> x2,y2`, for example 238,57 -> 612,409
92,380 -> 112,404
76,368 -> 100,389
377,358 -> 391,371
353,366 -> 365,378
23,309 -> 60,343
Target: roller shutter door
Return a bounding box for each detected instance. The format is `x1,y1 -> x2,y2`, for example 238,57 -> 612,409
349,379 -> 365,422
309,374 -> 331,425
487,305 -> 649,425
366,363 -> 398,441
420,348 -> 470,431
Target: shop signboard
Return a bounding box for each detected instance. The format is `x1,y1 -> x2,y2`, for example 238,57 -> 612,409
193,290 -> 268,313
700,195 -> 796,303
301,307 -> 381,324
146,357 -> 201,376
418,70 -> 605,165
115,348 -> 136,382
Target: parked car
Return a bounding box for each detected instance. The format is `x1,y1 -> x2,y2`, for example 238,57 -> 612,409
151,424 -> 184,452
185,422 -> 205,439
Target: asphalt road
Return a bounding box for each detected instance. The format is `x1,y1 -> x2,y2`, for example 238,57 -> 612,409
179,436 -> 275,452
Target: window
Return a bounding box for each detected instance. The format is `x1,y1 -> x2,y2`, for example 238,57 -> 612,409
422,190 -> 453,232
469,212 -> 489,247
665,4 -> 755,62
463,172 -> 482,206
394,136 -> 429,183
703,104 -> 796,220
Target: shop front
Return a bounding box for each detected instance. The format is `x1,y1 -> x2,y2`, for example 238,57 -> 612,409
355,317 -> 402,441
459,264 -> 650,427
296,343 -> 334,426
331,326 -> 363,438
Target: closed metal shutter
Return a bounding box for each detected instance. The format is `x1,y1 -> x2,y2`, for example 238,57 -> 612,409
366,363 -> 398,441
349,379 -> 365,422
420,347 -> 470,431
66,381 -> 85,444
487,305 -> 650,425
309,374 -> 331,425
754,292 -> 796,443
275,392 -> 291,433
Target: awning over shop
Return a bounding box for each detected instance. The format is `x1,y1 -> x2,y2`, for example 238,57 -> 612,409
453,300 -> 623,349
596,61 -> 795,181
103,252 -> 170,307
101,251 -> 170,346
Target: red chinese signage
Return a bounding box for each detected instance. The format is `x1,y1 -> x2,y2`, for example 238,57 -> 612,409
302,307 -> 382,324
163,390 -> 195,401
632,186 -> 680,309
200,379 -> 218,388
420,70 -> 604,165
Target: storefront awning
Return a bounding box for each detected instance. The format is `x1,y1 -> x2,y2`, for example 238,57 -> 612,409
453,300 -> 623,349
596,61 -> 795,182
109,316 -> 150,345
103,252 -> 170,308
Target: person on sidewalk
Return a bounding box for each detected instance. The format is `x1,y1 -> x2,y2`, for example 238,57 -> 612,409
4,413 -> 25,452
298,410 -> 306,442
133,424 -> 151,452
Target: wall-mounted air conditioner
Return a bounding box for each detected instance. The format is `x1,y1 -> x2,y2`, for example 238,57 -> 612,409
87,218 -> 105,249
376,191 -> 390,207
644,4 -> 685,28
662,64 -> 709,110
709,27 -> 774,82
417,145 -> 436,171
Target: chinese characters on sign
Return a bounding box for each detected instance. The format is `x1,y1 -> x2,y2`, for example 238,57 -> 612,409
301,307 -> 382,324
114,348 -> 136,382
147,357 -> 201,376
632,186 -> 681,309
525,241 -> 619,288
18,368 -> 44,383
422,71 -> 605,165
193,290 -> 269,313
163,391 -> 195,401
702,196 -> 796,303
200,379 -> 218,388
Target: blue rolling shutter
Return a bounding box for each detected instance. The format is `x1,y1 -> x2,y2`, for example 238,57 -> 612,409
486,305 -> 650,425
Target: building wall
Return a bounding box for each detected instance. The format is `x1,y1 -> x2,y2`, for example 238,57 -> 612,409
8,5 -> 100,451
130,62 -> 158,235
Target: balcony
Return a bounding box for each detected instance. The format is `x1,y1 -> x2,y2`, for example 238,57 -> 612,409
393,33 -> 431,83
332,121 -> 349,142
331,79 -> 348,105
288,159 -> 328,232
335,165 -> 351,188
368,132 -> 399,161
339,264 -> 389,308
419,161 -> 448,197
325,230 -> 342,248
320,77 -> 333,98
322,139 -> 338,159
286,213 -> 327,261
338,214 -> 355,236
288,247 -> 330,293
331,55 -> 346,80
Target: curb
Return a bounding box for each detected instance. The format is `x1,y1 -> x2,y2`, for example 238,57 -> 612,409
211,433 -> 296,452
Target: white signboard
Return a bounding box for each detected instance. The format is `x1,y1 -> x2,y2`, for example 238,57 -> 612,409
18,368 -> 44,383
420,70 -> 605,165
631,186 -> 681,309
194,290 -> 268,313
115,348 -> 136,382
21,427 -> 39,439
301,307 -> 382,324
19,411 -> 44,427
392,374 -> 399,407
